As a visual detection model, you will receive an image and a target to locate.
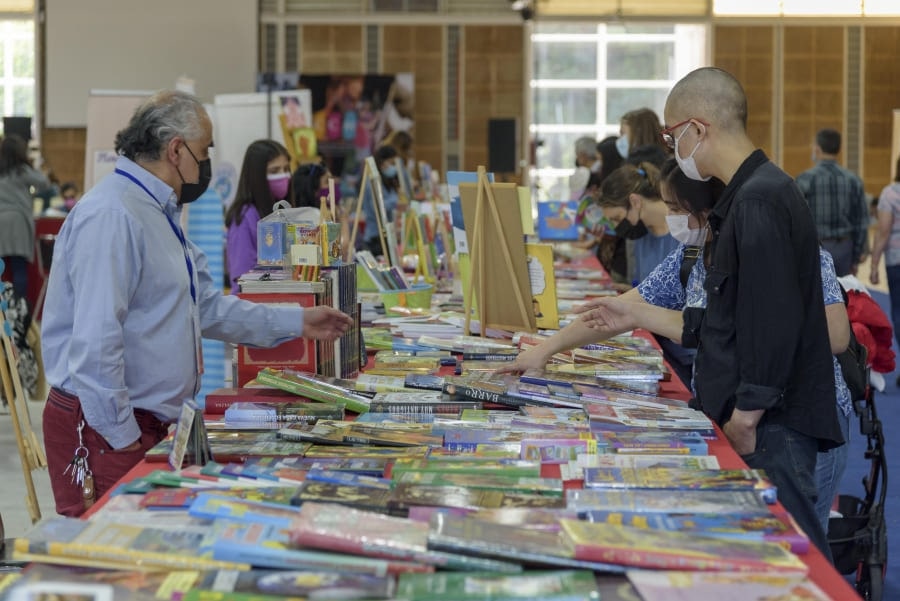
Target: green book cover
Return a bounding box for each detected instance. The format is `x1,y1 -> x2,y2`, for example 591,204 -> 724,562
396,570 -> 600,601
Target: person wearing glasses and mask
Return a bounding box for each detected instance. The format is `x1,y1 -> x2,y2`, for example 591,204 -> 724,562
654,67 -> 840,559
41,91 -> 354,518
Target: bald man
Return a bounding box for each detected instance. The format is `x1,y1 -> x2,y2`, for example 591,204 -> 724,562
662,67 -> 844,559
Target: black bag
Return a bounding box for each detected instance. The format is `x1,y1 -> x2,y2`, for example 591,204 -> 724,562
837,326 -> 868,401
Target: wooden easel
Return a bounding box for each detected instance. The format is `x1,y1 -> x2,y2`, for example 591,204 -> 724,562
461,166 -> 536,336
0,300 -> 46,523
348,156 -> 400,268
401,208 -> 435,285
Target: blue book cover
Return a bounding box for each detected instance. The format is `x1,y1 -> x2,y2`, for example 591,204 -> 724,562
536,201 -> 579,241
446,170 -> 494,255
304,468 -> 393,490
188,493 -> 302,528
209,521 -> 400,575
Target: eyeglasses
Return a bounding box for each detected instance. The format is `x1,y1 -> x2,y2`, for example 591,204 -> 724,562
660,118 -> 710,149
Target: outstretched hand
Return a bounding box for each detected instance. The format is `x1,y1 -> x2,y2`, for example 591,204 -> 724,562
494,345 -> 550,375
302,306 -> 354,341
572,296 -> 636,332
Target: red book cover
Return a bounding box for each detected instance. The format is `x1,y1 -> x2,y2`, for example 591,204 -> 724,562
204,387 -> 303,415
236,291 -> 318,386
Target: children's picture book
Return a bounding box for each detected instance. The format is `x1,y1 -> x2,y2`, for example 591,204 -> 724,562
576,453 -> 720,470
255,368 -> 371,414
388,484 -> 565,516
145,431 -> 312,464
392,471 -> 564,497
223,401 -> 345,426
241,456 -> 388,477
13,517 -> 247,572
596,431 -> 708,456
580,510 -> 809,554
558,519 -> 808,573
536,200 -> 579,241
209,521 -> 427,575
626,570 -> 832,601
304,468 -> 392,490
425,513 -> 624,573
369,391 -> 480,414
581,467 -> 777,505
287,502 -> 522,572
193,569 -> 396,600
389,458 -> 542,479
524,242 -> 560,330
203,387 -> 304,415
396,569 -> 600,601
187,492 -> 303,529
290,481 -> 394,514
565,489 -> 771,515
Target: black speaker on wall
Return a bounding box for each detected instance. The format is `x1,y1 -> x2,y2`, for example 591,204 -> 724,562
488,118 -> 518,173
3,116 -> 32,142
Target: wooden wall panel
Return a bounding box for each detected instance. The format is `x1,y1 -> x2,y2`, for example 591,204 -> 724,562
782,26 -> 844,178
712,25 -> 775,158
40,127 -> 86,193
299,26 -> 364,73
863,27 -> 900,195
462,25 -> 525,176
382,25 -> 445,174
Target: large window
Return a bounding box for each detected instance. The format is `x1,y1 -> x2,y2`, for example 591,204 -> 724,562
0,18 -> 35,136
530,22 -> 706,201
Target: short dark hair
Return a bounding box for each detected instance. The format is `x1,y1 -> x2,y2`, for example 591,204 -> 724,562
292,161 -> 327,209
816,129 -> 841,155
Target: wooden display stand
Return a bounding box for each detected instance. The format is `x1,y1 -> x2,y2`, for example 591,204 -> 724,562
459,166 -> 536,336
348,157 -> 400,268
0,301 -> 47,523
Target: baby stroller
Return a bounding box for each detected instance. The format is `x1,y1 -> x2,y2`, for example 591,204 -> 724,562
827,385 -> 888,601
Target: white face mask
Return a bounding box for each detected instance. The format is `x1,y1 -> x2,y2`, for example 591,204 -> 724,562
590,159 -> 602,173
665,214 -> 707,246
615,135 -> 630,159
674,123 -> 711,182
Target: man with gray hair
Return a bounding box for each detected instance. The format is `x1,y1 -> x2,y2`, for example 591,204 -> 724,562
41,90 -> 353,516
568,136 -> 599,200
796,128 -> 868,276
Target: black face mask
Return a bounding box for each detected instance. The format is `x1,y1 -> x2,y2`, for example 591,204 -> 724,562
177,143 -> 212,205
615,218 -> 648,240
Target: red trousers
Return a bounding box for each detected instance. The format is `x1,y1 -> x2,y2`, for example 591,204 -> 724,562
43,388 -> 169,517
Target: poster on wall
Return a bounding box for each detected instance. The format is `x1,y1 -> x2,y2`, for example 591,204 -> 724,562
210,89 -> 313,208
296,73 -> 415,201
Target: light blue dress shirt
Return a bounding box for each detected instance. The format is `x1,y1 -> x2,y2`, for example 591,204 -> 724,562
42,157 -> 304,448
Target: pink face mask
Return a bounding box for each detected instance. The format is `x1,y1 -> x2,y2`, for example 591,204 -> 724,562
267,173 -> 290,201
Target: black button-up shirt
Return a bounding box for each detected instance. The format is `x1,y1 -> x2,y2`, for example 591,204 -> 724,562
693,150 -> 844,450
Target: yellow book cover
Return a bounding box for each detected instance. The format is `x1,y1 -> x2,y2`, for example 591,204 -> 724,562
525,243 -> 559,330
14,517 -> 249,572
559,519 -> 808,573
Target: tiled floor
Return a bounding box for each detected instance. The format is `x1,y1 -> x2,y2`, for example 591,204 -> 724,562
0,399 -> 54,539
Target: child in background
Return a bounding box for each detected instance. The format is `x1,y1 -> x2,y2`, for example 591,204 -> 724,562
293,161 -> 352,260
224,140 -> 293,292
60,182 -> 79,211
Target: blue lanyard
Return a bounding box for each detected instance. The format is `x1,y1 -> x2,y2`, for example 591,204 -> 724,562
115,168 -> 197,304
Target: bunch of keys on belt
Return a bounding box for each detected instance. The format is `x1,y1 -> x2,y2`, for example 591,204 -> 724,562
63,420 -> 96,509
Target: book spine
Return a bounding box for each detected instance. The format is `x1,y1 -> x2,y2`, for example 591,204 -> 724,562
460,353 -> 518,361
